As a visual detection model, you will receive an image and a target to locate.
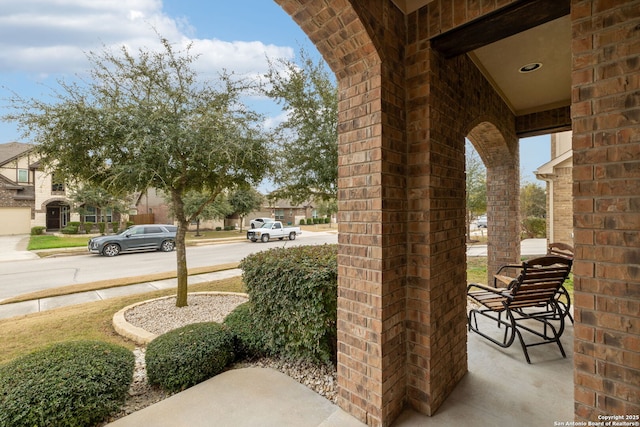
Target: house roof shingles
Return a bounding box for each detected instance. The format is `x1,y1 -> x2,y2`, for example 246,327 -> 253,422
0,142 -> 34,166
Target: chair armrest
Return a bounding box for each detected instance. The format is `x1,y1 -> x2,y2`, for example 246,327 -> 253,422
495,264 -> 523,275
467,282 -> 509,294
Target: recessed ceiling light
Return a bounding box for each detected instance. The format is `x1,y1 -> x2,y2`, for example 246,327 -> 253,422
519,63 -> 542,73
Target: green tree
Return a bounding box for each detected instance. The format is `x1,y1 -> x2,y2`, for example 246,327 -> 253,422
520,182 -> 546,218
466,140 -> 487,240
520,182 -> 547,238
228,187 -> 264,231
179,190 -> 233,236
315,198 -> 337,227
69,184 -> 130,227
4,37 -> 269,307
262,49 -> 337,203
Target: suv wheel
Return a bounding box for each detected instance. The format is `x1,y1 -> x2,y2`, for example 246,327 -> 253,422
103,243 -> 121,257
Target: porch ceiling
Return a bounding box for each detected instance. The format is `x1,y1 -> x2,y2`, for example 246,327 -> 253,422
391,0 -> 571,116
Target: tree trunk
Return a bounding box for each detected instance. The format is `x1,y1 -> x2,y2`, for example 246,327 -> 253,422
172,193 -> 189,307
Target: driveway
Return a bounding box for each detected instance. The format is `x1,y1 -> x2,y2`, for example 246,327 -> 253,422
0,235 -> 39,262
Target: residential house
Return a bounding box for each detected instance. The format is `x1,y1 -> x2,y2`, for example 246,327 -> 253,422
246,198 -> 318,228
0,142 -> 123,235
535,131 -> 573,245
0,142 -> 73,235
134,188 -> 225,230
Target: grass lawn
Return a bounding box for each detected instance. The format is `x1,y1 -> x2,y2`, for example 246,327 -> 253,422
28,234 -> 92,250
0,276 -> 245,365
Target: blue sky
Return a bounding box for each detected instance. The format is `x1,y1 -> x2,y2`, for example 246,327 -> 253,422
0,0 -> 549,183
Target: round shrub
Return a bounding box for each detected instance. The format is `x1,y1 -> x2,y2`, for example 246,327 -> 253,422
30,226 -> 46,235
61,224 -> 79,234
223,302 -> 266,359
146,322 -> 234,393
0,340 -> 134,427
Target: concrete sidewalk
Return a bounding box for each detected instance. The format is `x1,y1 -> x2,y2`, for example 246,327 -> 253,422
466,238 -> 547,257
0,268 -> 243,320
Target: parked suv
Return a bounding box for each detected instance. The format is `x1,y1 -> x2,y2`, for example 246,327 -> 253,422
88,224 -> 177,257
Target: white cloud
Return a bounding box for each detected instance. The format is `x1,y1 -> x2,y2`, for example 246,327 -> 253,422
0,0 -> 293,79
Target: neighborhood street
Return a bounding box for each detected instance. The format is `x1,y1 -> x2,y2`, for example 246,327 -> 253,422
0,231 -> 338,302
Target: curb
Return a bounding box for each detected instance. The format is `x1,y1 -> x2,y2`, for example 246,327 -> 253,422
113,291 -> 249,345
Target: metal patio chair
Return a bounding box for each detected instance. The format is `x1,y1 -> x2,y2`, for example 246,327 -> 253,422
467,255 -> 573,363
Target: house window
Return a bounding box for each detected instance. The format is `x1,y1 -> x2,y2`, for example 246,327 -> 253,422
17,169 -> 28,183
51,174 -> 65,192
84,206 -> 97,223
274,209 -> 285,220
83,207 -> 113,223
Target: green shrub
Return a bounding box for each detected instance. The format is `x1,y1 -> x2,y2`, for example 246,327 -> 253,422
97,222 -> 106,234
223,302 -> 266,359
83,222 -> 93,233
215,226 -> 222,231
146,322 -> 234,393
0,340 -> 134,427
324,217 -> 331,224
299,219 -> 306,225
111,222 -> 119,233
61,224 -> 79,234
306,218 -> 313,225
239,244 -> 338,364
126,221 -> 134,228
30,226 -> 46,235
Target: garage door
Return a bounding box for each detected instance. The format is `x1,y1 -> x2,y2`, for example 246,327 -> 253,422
0,207 -> 31,235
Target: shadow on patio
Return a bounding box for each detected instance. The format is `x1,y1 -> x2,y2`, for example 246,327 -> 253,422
393,314 -> 573,426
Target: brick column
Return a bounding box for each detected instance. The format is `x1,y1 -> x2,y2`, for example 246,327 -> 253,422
486,162 -> 521,284
571,0 -> 640,420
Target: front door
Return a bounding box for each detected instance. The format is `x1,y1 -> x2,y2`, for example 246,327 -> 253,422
47,206 -> 61,229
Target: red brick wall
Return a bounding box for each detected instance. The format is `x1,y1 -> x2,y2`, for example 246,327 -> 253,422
276,1 -> 523,425
571,0 -> 640,420
275,0 -> 640,425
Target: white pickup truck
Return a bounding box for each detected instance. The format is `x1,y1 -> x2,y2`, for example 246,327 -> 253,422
246,221 -> 302,243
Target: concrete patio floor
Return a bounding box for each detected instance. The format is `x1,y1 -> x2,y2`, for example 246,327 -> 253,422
393,316 -> 574,426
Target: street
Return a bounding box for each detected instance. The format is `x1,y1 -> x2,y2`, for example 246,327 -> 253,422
0,231 -> 338,302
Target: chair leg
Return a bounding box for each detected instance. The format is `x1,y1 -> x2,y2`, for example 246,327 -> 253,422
468,308 -> 517,349
512,302 -> 566,364
470,304 -> 567,364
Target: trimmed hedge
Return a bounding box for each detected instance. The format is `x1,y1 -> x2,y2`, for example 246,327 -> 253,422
146,322 -> 235,393
30,226 -> 46,235
0,340 -> 134,427
223,302 -> 266,359
239,244 -> 338,364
